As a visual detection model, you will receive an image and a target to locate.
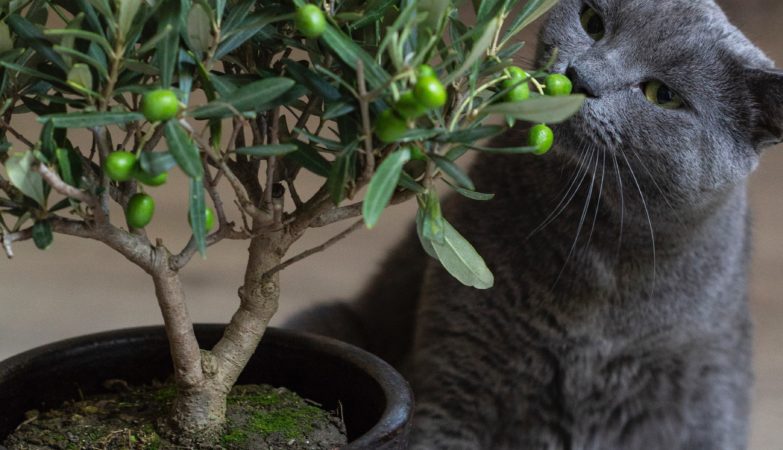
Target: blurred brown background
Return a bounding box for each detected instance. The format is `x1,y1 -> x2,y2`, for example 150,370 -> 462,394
1,1 -> 781,447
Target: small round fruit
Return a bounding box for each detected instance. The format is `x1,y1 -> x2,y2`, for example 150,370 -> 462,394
295,4 -> 327,39
502,79 -> 530,102
395,91 -> 427,119
105,151 -> 137,182
141,89 -> 179,122
134,167 -> 169,187
375,109 -> 408,143
188,207 -> 216,231
126,193 -> 155,229
505,66 -> 528,80
544,73 -> 573,96
416,64 -> 436,79
528,124 -> 555,155
414,75 -> 447,109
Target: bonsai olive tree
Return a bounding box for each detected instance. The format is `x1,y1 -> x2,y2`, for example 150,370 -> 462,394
0,0 -> 582,445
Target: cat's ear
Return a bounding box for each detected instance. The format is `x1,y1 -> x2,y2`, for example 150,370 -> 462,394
747,67 -> 783,148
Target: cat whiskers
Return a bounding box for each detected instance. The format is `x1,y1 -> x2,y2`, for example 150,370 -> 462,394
610,151 -> 625,257
618,147 -> 657,299
552,143 -> 600,289
527,138 -> 595,239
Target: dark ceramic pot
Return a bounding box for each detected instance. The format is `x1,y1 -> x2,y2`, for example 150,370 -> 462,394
0,325 -> 413,449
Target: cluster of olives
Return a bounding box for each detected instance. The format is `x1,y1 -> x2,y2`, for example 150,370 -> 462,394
375,65 -> 447,144
502,68 -> 573,155
105,89 -> 214,231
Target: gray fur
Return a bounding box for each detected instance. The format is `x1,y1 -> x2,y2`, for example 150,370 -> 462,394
288,0 -> 783,448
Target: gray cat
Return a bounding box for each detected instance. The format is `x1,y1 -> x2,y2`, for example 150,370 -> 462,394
289,0 -> 783,448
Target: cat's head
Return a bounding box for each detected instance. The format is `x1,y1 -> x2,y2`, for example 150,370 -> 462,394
537,0 -> 783,212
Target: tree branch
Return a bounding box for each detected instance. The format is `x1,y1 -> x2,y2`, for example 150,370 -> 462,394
311,189 -> 416,227
37,164 -> 97,206
263,219 -> 363,278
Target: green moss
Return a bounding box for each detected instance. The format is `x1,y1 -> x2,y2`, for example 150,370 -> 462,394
227,389 -> 283,407
222,428 -> 249,444
153,385 -> 177,404
248,404 -> 326,439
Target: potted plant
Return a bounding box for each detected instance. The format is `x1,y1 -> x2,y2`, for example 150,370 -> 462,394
0,0 -> 583,447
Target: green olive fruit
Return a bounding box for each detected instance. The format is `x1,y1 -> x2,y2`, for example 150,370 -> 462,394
126,193 -> 155,229
375,109 -> 408,143
544,73 -> 573,96
105,151 -> 137,182
141,89 -> 179,122
295,4 -> 327,39
528,124 -> 554,155
394,91 -> 428,119
414,75 -> 447,109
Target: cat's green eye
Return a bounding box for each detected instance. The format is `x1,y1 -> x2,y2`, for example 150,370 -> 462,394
643,80 -> 684,109
580,6 -> 605,41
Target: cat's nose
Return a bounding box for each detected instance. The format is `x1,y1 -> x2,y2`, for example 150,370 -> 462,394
566,65 -> 597,98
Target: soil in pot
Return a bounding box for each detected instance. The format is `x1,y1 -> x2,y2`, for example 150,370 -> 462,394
3,380 -> 347,450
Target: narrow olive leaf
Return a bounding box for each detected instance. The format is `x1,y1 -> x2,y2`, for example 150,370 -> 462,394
6,14 -> 68,72
415,209 -> 438,259
421,190 -> 445,244
38,112 -> 143,128
189,177 -> 207,256
67,63 -> 93,91
117,0 -> 143,39
286,145 -> 331,177
349,0 -> 396,30
156,1 -> 181,88
323,101 -> 355,120
236,144 -> 298,157
398,171 -> 426,193
327,149 -> 354,205
44,29 -> 113,56
5,152 -> 45,206
40,120 -> 56,159
190,78 -> 295,119
484,94 -> 585,123
0,22 -> 13,53
283,59 -> 341,101
32,220 -> 53,250
436,125 -> 504,144
53,45 -> 110,81
503,0 -> 560,43
139,151 -> 176,175
164,121 -> 203,178
432,219 -> 494,289
475,0 -> 503,22
318,22 -> 390,89
362,148 -> 411,229
187,3 -> 213,55
431,155 -> 475,190
445,181 -> 495,201
444,16 -> 501,84
55,148 -> 75,187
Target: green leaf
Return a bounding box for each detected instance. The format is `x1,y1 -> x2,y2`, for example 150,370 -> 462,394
6,14 -> 68,72
54,147 -> 75,187
436,125 -> 504,144
467,144 -> 539,154
283,59 -> 340,101
118,0 -> 143,39
53,45 -> 110,81
431,155 -> 475,190
431,219 -> 494,289
323,101 -> 356,120
164,121 -> 203,178
38,112 -> 143,128
362,148 -> 410,229
0,22 -> 13,53
139,151 -> 176,176
235,144 -> 298,157
190,77 -> 295,119
32,220 -> 53,250
503,0 -> 561,44
320,23 -> 390,90
444,16 -> 501,85
286,145 -> 331,177
398,171 -> 426,193
447,182 -> 495,201
156,1 -> 182,88
187,3 -> 213,55
420,190 -> 445,244
327,145 -> 356,205
189,177 -> 207,256
5,152 -> 45,206
483,95 -> 585,123
415,209 -> 438,259
44,29 -> 113,56
67,63 -> 93,91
